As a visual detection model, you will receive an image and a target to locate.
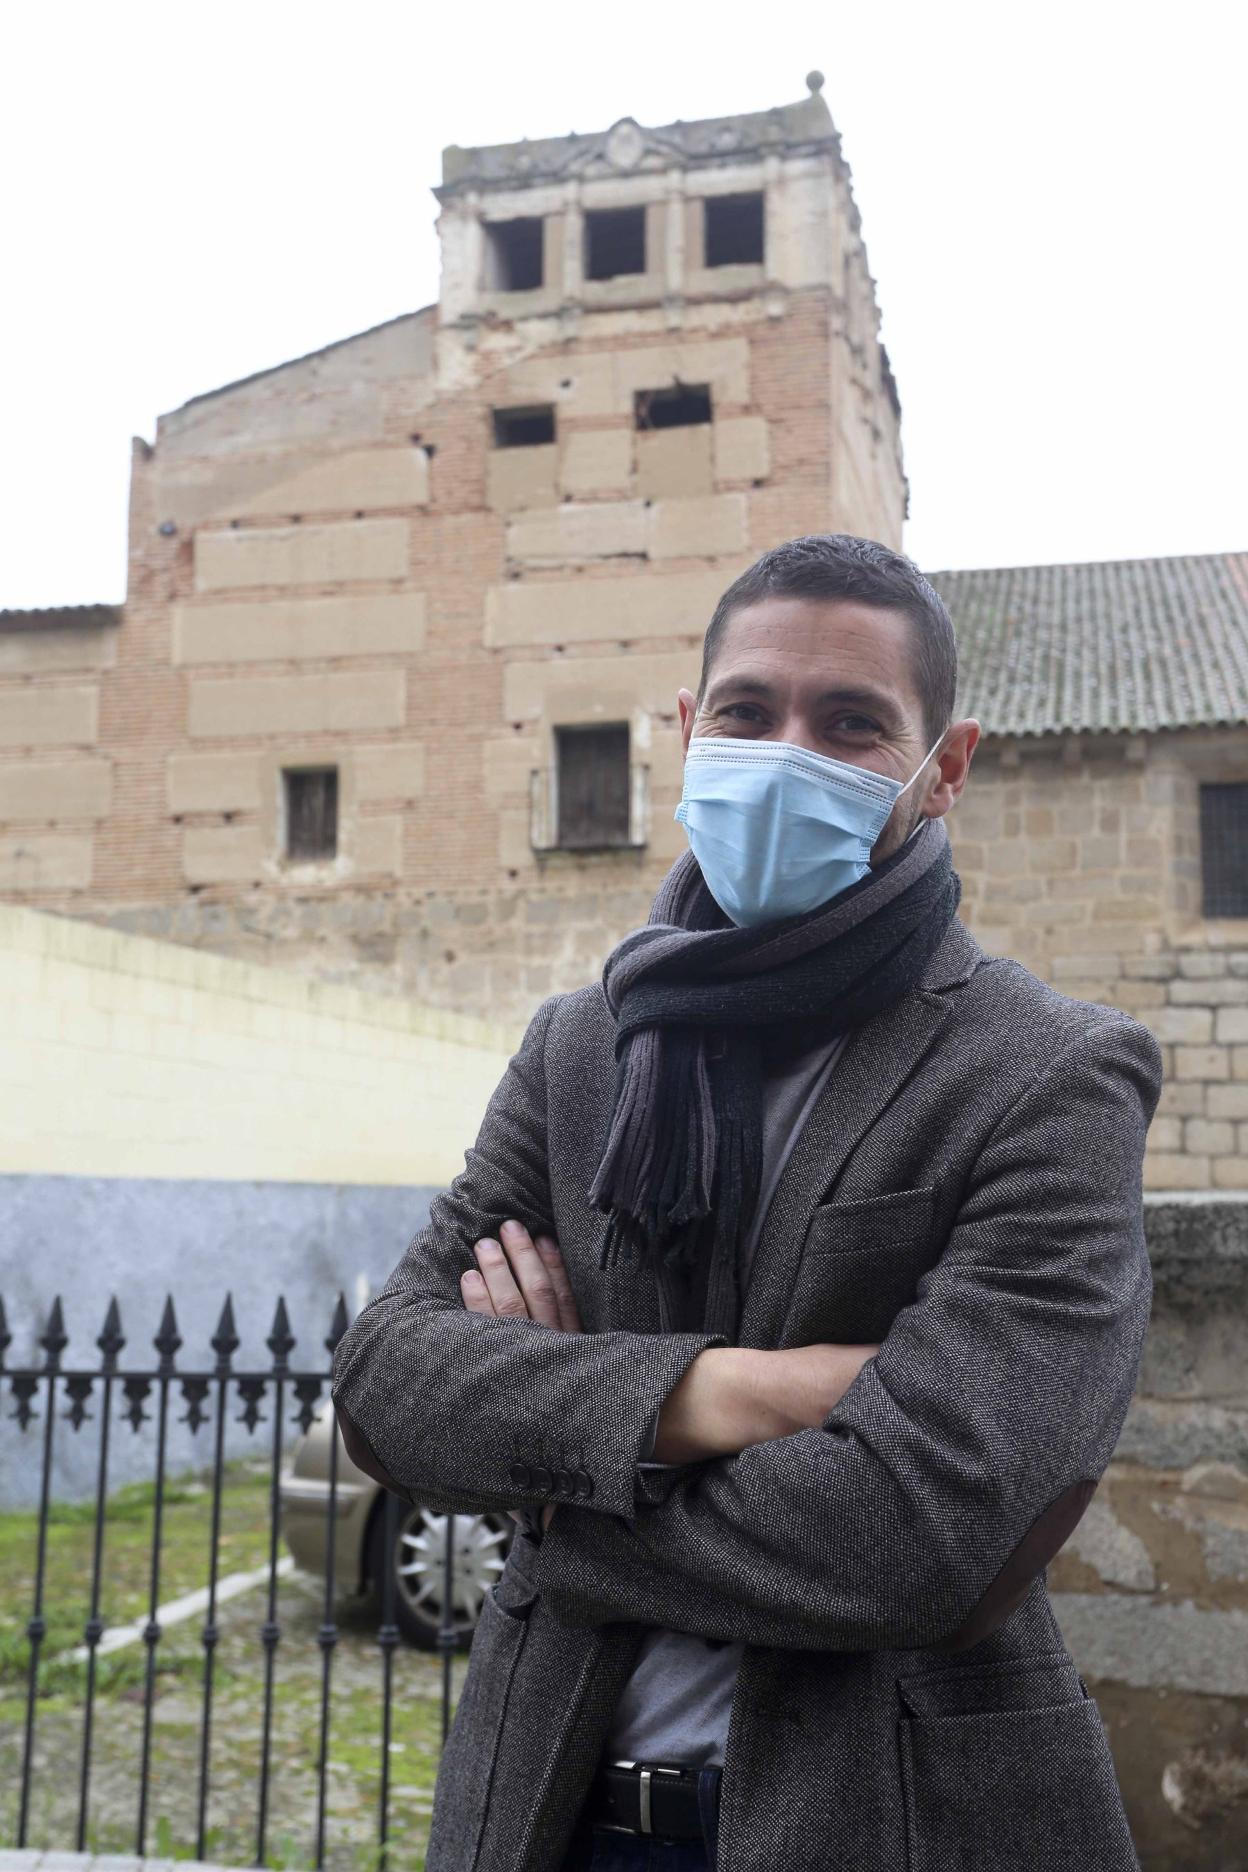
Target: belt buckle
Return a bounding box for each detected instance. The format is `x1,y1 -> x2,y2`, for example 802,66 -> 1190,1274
608,1758 -> 686,1836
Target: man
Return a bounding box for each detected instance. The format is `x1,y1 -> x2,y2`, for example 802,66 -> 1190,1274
332,534 -> 1159,1872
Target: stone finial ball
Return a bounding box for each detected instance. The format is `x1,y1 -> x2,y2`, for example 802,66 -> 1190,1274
806,70 -> 825,93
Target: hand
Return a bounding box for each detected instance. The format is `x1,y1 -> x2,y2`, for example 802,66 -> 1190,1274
460,1219 -> 583,1332
652,1341 -> 881,1464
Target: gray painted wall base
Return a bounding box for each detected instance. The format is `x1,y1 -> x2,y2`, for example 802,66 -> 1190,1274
0,1175 -> 436,1508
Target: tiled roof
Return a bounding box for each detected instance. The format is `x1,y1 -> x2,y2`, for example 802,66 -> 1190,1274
0,604 -> 121,633
931,551 -> 1248,737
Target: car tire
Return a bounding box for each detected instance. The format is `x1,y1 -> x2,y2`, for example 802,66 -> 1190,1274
369,1493 -> 515,1651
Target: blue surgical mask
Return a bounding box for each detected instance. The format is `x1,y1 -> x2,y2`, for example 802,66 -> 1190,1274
674,734 -> 944,927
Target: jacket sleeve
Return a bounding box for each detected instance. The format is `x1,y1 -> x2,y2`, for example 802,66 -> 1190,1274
329,993 -> 729,1524
531,1012 -> 1162,1651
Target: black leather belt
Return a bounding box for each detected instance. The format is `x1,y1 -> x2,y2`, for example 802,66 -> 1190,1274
585,1759 -> 720,1841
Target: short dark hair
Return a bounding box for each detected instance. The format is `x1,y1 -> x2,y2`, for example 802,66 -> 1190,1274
697,533 -> 958,744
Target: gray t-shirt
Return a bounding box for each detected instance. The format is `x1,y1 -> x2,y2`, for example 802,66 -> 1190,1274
604,1028 -> 848,1769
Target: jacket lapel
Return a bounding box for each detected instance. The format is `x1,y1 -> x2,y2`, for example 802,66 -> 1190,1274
734,917 -> 983,1349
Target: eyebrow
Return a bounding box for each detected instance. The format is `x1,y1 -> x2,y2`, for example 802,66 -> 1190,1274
703,675 -> 903,719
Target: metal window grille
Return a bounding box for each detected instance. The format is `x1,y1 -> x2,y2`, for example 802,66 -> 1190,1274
284,768 -> 338,862
1200,781 -> 1248,917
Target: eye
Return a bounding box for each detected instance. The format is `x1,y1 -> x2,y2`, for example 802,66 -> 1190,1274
831,713 -> 880,735
721,703 -> 768,725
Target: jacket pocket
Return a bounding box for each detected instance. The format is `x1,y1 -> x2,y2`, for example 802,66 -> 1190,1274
427,1566 -> 539,1871
778,1185 -> 937,1347
897,1660 -> 1140,1872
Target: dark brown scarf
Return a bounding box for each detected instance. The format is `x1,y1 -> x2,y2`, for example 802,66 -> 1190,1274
589,815 -> 960,1308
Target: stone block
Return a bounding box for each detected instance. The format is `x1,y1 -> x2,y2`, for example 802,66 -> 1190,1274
221,446 -> 430,518
1156,1081 -> 1205,1117
194,520 -> 409,591
647,493 -> 748,560
1148,1117 -> 1183,1152
1212,1157 -> 1248,1189
0,624 -> 117,675
1124,956 -> 1179,980
502,649 -> 697,725
1173,1047 -> 1230,1083
1235,1048 -> 1248,1079
1148,1007 -> 1214,1045
559,429 -> 633,497
182,824 -> 265,885
714,416 -> 770,483
613,338 -> 751,411
0,686 -> 98,749
486,568 -> 730,649
167,752 -> 263,814
0,757 -> 112,822
188,671 -> 405,738
353,815 -> 402,877
1185,1118 -> 1235,1155
506,501 -> 647,564
1062,1497 -> 1156,1589
354,744 -> 425,802
0,832 -> 93,889
173,593 -> 427,665
1207,1084 -> 1248,1120
635,427 -> 713,500
1177,952 -> 1228,980
1050,1592 -> 1248,1696
1171,977 -> 1248,1007
1216,1007 -> 1248,1043
1143,1152 -> 1213,1189
487,445 -> 559,513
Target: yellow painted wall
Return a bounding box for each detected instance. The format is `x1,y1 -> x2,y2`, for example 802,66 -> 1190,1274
0,904 -> 521,1185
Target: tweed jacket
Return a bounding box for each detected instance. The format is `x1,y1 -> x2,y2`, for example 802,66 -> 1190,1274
331,918 -> 1162,1872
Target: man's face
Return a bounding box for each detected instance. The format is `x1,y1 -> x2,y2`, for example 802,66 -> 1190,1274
676,596 -> 979,864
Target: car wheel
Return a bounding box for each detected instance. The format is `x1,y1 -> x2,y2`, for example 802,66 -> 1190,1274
369,1495 -> 514,1650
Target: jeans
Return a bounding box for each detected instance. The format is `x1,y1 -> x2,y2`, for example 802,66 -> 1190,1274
559,1767 -> 720,1871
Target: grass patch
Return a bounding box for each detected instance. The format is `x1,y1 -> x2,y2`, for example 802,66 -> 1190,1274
0,1460 -> 274,1698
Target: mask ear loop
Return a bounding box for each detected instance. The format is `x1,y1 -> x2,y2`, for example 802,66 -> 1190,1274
895,732 -> 947,801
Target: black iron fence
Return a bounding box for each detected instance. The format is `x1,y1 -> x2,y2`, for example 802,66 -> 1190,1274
0,1292 -> 462,1869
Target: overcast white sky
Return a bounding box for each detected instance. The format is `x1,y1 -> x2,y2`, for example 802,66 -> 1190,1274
1,0 -> 1243,607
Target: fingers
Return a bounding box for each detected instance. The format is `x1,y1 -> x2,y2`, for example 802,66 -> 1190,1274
459,1264 -> 496,1315
534,1234 -> 583,1332
461,1223 -> 580,1331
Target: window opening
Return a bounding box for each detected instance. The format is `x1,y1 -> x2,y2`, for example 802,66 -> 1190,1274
555,725 -> 631,849
284,767 -> 338,862
483,217 -> 544,292
492,405 -> 556,448
585,206 -> 647,281
634,383 -> 713,430
1199,782 -> 1248,917
704,192 -> 765,267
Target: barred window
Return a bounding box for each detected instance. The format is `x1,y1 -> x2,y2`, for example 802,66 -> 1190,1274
284,767 -> 338,862
1199,782 -> 1248,917
555,725 -> 631,849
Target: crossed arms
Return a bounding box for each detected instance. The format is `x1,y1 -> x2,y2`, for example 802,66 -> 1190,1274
331,992 -> 1162,1653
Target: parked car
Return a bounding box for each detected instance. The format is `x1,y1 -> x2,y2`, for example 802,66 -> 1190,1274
280,1399 -> 515,1648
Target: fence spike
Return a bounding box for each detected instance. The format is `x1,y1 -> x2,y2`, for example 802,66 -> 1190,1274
326,1293 -> 349,1356
212,1293 -> 239,1371
267,1297 -> 295,1371
154,1295 -> 182,1373
0,1295 -> 10,1367
42,1297 -> 68,1369
98,1296 -> 125,1366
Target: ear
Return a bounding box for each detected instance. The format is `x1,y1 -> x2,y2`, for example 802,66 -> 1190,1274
677,687 -> 700,755
919,719 -> 980,821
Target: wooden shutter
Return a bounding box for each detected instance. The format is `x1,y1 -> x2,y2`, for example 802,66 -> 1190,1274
556,726 -> 630,849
